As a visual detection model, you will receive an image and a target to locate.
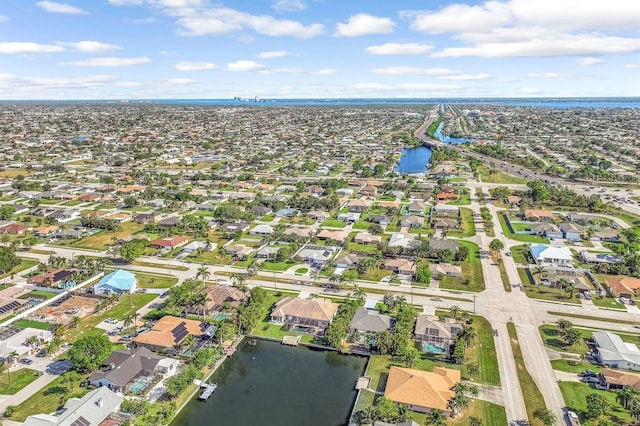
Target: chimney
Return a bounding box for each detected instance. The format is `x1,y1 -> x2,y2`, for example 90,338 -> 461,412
96,398 -> 103,408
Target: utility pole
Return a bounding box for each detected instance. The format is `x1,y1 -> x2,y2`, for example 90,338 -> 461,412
473,294 -> 477,314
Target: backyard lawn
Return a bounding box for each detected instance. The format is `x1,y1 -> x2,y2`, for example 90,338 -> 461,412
71,221 -> 144,251
518,268 -> 581,304
13,319 -> 53,330
0,368 -> 40,395
23,289 -> 57,300
550,359 -> 601,374
498,213 -> 550,244
260,261 -> 300,272
439,241 -> 485,292
591,295 -> 625,310
321,218 -> 346,228
8,374 -> 90,422
511,244 -> 531,264
0,259 -> 40,280
559,381 -> 631,425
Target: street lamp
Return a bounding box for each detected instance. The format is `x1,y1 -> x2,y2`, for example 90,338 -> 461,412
473,294 -> 477,314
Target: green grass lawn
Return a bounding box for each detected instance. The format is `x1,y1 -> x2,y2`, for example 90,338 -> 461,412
295,268 -> 308,274
134,272 -> 178,289
70,221 -> 144,251
518,268 -> 581,304
478,166 -> 529,184
547,311 -> 637,325
511,244 -> 531,264
0,368 -> 40,395
448,192 -> 471,206
447,208 -> 476,238
321,218 -> 346,228
359,269 -> 392,282
498,213 -> 550,244
439,241 -> 485,292
23,290 -> 57,300
507,322 -> 547,426
467,315 -> 501,385
449,400 -> 507,426
60,200 -> 83,206
551,359 -> 601,374
259,261 -> 300,272
347,242 -> 380,254
13,319 -> 53,330
130,260 -> 189,271
538,324 -> 590,354
591,295 -> 625,310
559,381 -> 632,425
8,374 -> 89,422
0,259 -> 40,280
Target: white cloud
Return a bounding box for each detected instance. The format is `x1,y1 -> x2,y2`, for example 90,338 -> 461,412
0,42 -> 65,54
335,13 -> 395,37
108,0 -> 144,5
312,68 -> 337,75
62,57 -> 151,66
162,78 -> 198,85
528,72 -> 577,79
578,57 -> 603,66
0,73 -> 117,89
151,4 -> 324,38
365,42 -> 433,56
257,50 -> 288,58
372,67 -> 490,80
0,15 -> 8,23
260,67 -> 304,74
226,60 -> 267,72
432,34 -> 640,58
625,64 -> 638,69
123,17 -> 157,24
63,41 -> 123,53
272,0 -> 307,12
174,61 -> 217,71
403,2 -> 511,34
37,1 -> 88,15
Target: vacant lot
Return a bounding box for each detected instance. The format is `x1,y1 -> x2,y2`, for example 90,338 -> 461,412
71,221 -> 144,251
32,295 -> 99,326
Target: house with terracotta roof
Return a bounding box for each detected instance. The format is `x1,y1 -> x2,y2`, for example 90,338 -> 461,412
354,232 -> 382,245
524,209 -> 555,222
606,276 -> 640,299
384,366 -> 460,414
602,368 -> 640,391
149,236 -> 189,249
0,223 -> 32,235
34,225 -> 59,238
187,285 -> 247,317
133,316 -> 214,353
436,192 -> 458,202
384,258 -> 416,276
27,269 -> 77,288
270,297 -> 339,335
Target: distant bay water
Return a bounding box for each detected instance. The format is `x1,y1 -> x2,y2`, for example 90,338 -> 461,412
3,97 -> 640,108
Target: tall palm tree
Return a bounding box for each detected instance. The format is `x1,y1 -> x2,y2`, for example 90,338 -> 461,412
458,325 -> 477,348
617,387 -> 639,409
0,361 -> 9,385
123,312 -> 139,330
7,350 -> 19,366
425,408 -> 447,426
196,265 -> 210,284
449,305 -> 461,320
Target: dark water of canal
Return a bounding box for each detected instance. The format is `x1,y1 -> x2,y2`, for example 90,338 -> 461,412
171,339 -> 367,426
395,146 -> 432,174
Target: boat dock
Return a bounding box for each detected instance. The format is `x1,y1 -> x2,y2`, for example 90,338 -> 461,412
282,335 -> 301,346
197,382 -> 218,400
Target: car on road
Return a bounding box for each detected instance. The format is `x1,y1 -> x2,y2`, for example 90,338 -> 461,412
492,329 -> 498,337
19,358 -> 33,365
505,252 -> 512,256
105,318 -> 118,324
431,297 -> 443,302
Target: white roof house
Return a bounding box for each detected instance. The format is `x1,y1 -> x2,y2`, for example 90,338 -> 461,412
594,331 -> 640,371
529,244 -> 573,266
0,328 -> 53,361
388,233 -> 415,248
249,224 -> 274,236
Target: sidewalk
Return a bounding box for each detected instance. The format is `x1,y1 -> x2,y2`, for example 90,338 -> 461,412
0,372 -> 60,414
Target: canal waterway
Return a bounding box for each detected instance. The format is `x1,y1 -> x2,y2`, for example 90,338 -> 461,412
171,338 -> 367,426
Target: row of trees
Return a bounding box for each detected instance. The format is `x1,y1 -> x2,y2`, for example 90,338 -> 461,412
325,300 -> 360,348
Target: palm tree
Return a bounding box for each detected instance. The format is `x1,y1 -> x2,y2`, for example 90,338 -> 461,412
196,265 -> 210,284
52,323 -> 65,338
0,361 -> 9,385
26,335 -> 39,349
533,408 -> 557,426
69,316 -> 81,329
469,416 -> 483,426
182,335 -> 197,352
617,387 -> 639,409
7,350 -> 19,366
458,325 -> 477,348
425,408 -> 447,426
448,305 -> 461,320
123,312 -> 139,330
352,287 -> 366,302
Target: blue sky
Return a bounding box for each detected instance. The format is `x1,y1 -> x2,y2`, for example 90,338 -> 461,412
1,0 -> 639,99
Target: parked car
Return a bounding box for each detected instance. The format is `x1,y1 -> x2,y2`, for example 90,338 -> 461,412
104,318 -> 118,324
579,370 -> 597,377
431,297 -> 443,302
136,327 -> 150,334
582,376 -> 600,384
505,252 -> 512,256
19,358 -> 33,365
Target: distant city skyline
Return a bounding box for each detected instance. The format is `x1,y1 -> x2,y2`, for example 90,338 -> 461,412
1,0 -> 639,99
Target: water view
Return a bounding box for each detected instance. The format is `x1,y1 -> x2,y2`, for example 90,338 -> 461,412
395,146 -> 432,174
171,339 -> 367,426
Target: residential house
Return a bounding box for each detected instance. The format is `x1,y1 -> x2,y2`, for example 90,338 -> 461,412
308,210 -> 330,221
384,366 -> 460,414
249,224 -> 274,236
23,387 -> 123,426
93,269 -> 137,295
157,216 -> 181,228
58,227 -> 87,239
133,316 -> 214,352
559,223 -> 582,241
316,229 -> 349,243
337,212 -> 361,224
368,214 -> 391,226
335,253 -> 362,269
282,227 -> 312,239
219,222 -> 250,233
429,263 -> 462,279
48,209 -> 80,223
28,269 -> 77,288
507,195 -> 522,206
270,297 -> 339,335
182,241 -> 213,254
432,204 -> 459,215
0,293 -> 28,320
0,223 -> 32,235
225,244 -> 253,259
429,238 -> 459,252
580,251 -> 623,264
187,285 -> 246,317
383,258 -> 416,276
401,215 -> 424,229
360,185 -> 377,197
276,208 -> 300,218
346,199 -> 371,212
354,232 -> 382,245
407,201 -> 427,215
436,192 -> 458,202
150,236 -> 189,249
530,223 -> 563,240
524,209 -> 555,222
348,307 -> 391,336
89,347 -> 176,392
414,314 -> 462,352
388,233 -> 415,249
256,246 -> 279,259
593,331 -> 640,371
602,368 -> 640,392
541,271 -> 591,293
297,245 -> 336,265
591,229 -> 621,242
252,206 -> 273,217
606,276 -> 640,299
34,225 -> 59,238
134,212 -> 157,224
528,243 -> 573,266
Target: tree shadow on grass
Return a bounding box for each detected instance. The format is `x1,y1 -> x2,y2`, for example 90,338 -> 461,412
376,372 -> 388,394
42,385 -> 67,396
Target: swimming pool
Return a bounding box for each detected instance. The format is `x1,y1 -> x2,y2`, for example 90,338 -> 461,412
422,343 -> 447,354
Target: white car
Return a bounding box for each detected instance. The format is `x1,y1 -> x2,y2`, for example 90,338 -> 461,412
104,318 -> 118,324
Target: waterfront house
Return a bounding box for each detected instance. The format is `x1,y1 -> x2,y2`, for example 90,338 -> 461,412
270,297 -> 339,335
27,269 -> 76,288
384,366 -> 460,415
188,285 -> 246,317
348,307 -> 391,336
23,387 -> 123,426
134,316 -> 214,353
89,347 -> 176,393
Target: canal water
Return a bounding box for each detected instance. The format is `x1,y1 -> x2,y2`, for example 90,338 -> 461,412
395,117 -> 474,174
171,339 -> 367,426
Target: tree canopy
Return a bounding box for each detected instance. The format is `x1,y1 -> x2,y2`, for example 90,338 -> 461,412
67,334 -> 113,372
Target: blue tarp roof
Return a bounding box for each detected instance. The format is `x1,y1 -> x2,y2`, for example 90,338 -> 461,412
97,269 -> 136,291
528,243 -> 549,260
